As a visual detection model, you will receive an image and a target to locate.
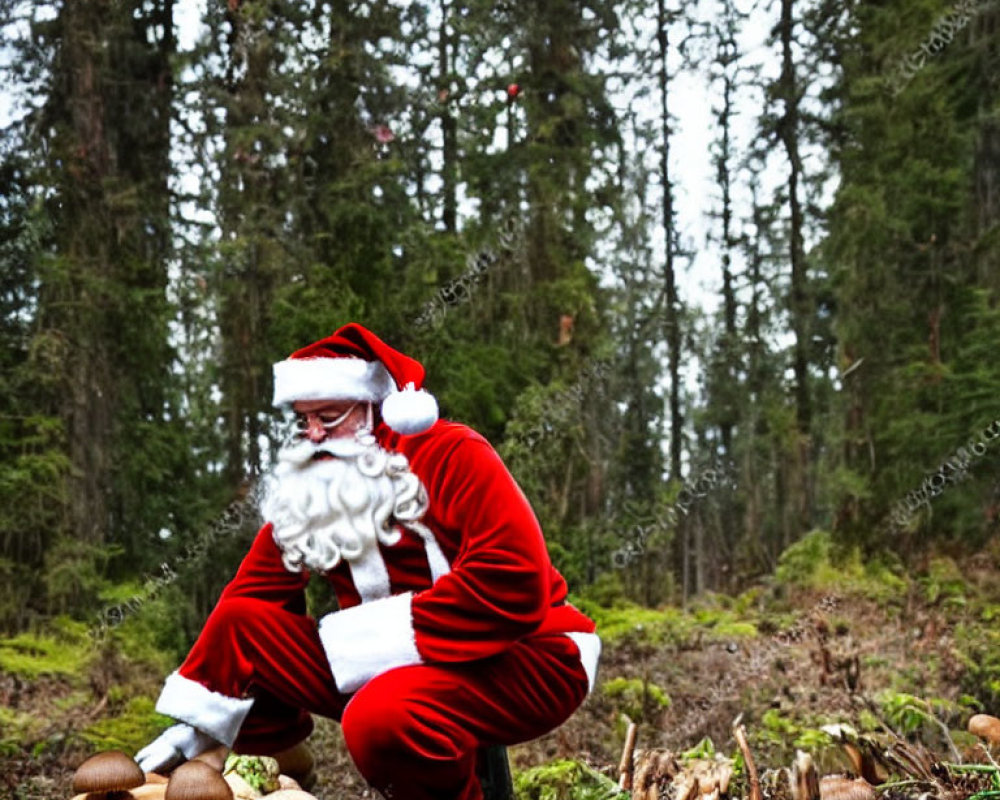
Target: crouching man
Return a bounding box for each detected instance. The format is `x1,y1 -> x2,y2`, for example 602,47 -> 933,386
136,323 -> 601,800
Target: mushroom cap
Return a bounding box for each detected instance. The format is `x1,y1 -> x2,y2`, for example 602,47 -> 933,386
165,761 -> 234,800
968,713 -> 1000,744
73,751 -> 146,793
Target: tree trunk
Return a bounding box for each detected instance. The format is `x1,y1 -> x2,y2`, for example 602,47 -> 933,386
54,1 -> 118,545
777,0 -> 812,532
656,0 -> 683,483
439,0 -> 457,233
217,0 -> 276,484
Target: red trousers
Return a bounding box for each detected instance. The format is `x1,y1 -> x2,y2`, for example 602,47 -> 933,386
178,596 -> 590,800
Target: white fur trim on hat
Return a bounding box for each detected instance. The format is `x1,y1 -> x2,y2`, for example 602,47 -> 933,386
273,357 -> 395,407
381,383 -> 439,435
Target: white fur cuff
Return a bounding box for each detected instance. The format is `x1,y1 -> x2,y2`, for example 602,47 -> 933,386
155,671 -> 255,748
318,592 -> 423,693
565,632 -> 601,694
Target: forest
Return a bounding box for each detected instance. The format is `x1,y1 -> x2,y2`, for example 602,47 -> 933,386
1,0 -> 1000,797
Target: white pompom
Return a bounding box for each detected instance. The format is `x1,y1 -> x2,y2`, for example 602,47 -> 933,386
382,385 -> 439,435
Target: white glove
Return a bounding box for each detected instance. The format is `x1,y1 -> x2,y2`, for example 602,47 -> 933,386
134,723 -> 219,773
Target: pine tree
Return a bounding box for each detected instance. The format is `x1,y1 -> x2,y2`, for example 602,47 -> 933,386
0,0 -> 185,623
823,0 -> 1000,548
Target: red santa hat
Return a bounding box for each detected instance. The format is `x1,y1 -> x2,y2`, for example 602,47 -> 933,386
272,323 -> 439,435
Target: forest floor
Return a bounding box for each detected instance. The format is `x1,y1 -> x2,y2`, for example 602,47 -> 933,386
3,532 -> 1000,800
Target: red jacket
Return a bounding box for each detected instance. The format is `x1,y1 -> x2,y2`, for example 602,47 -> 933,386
219,420 -> 597,692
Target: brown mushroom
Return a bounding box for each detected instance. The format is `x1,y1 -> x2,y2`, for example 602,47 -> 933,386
819,776 -> 876,800
73,751 -> 145,797
969,714 -> 1000,744
165,761 -> 234,800
192,745 -> 230,772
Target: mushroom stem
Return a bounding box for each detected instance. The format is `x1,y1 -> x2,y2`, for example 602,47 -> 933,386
193,745 -> 230,771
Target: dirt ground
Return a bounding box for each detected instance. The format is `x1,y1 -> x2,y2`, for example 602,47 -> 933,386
3,567 -> 998,800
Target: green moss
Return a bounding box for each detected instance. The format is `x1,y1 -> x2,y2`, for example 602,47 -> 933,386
601,677 -> 670,721
687,599 -> 762,643
574,597 -> 760,649
53,690 -> 91,712
80,696 -> 174,753
514,759 -> 624,800
0,619 -> 93,680
573,599 -> 692,646
713,621 -> 758,639
0,707 -> 44,752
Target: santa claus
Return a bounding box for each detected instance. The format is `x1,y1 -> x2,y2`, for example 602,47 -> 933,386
135,323 -> 600,799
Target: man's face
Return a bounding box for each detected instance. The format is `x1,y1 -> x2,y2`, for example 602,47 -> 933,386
265,398 -> 428,574
291,399 -> 370,455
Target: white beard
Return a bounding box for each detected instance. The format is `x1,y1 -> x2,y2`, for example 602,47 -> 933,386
260,437 -> 431,576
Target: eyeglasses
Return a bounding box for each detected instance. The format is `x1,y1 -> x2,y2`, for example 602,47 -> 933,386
290,403 -> 360,440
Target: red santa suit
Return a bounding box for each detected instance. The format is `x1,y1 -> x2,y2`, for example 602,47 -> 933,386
147,324 -> 601,800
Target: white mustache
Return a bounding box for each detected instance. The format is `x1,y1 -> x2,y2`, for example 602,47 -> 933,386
278,439 -> 325,465
279,436 -> 370,465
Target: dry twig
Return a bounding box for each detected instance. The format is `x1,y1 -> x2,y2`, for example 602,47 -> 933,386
619,721 -> 638,791
733,715 -> 762,800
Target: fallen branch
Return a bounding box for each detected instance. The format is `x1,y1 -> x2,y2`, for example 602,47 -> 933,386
619,720 -> 638,791
732,715 -> 761,800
